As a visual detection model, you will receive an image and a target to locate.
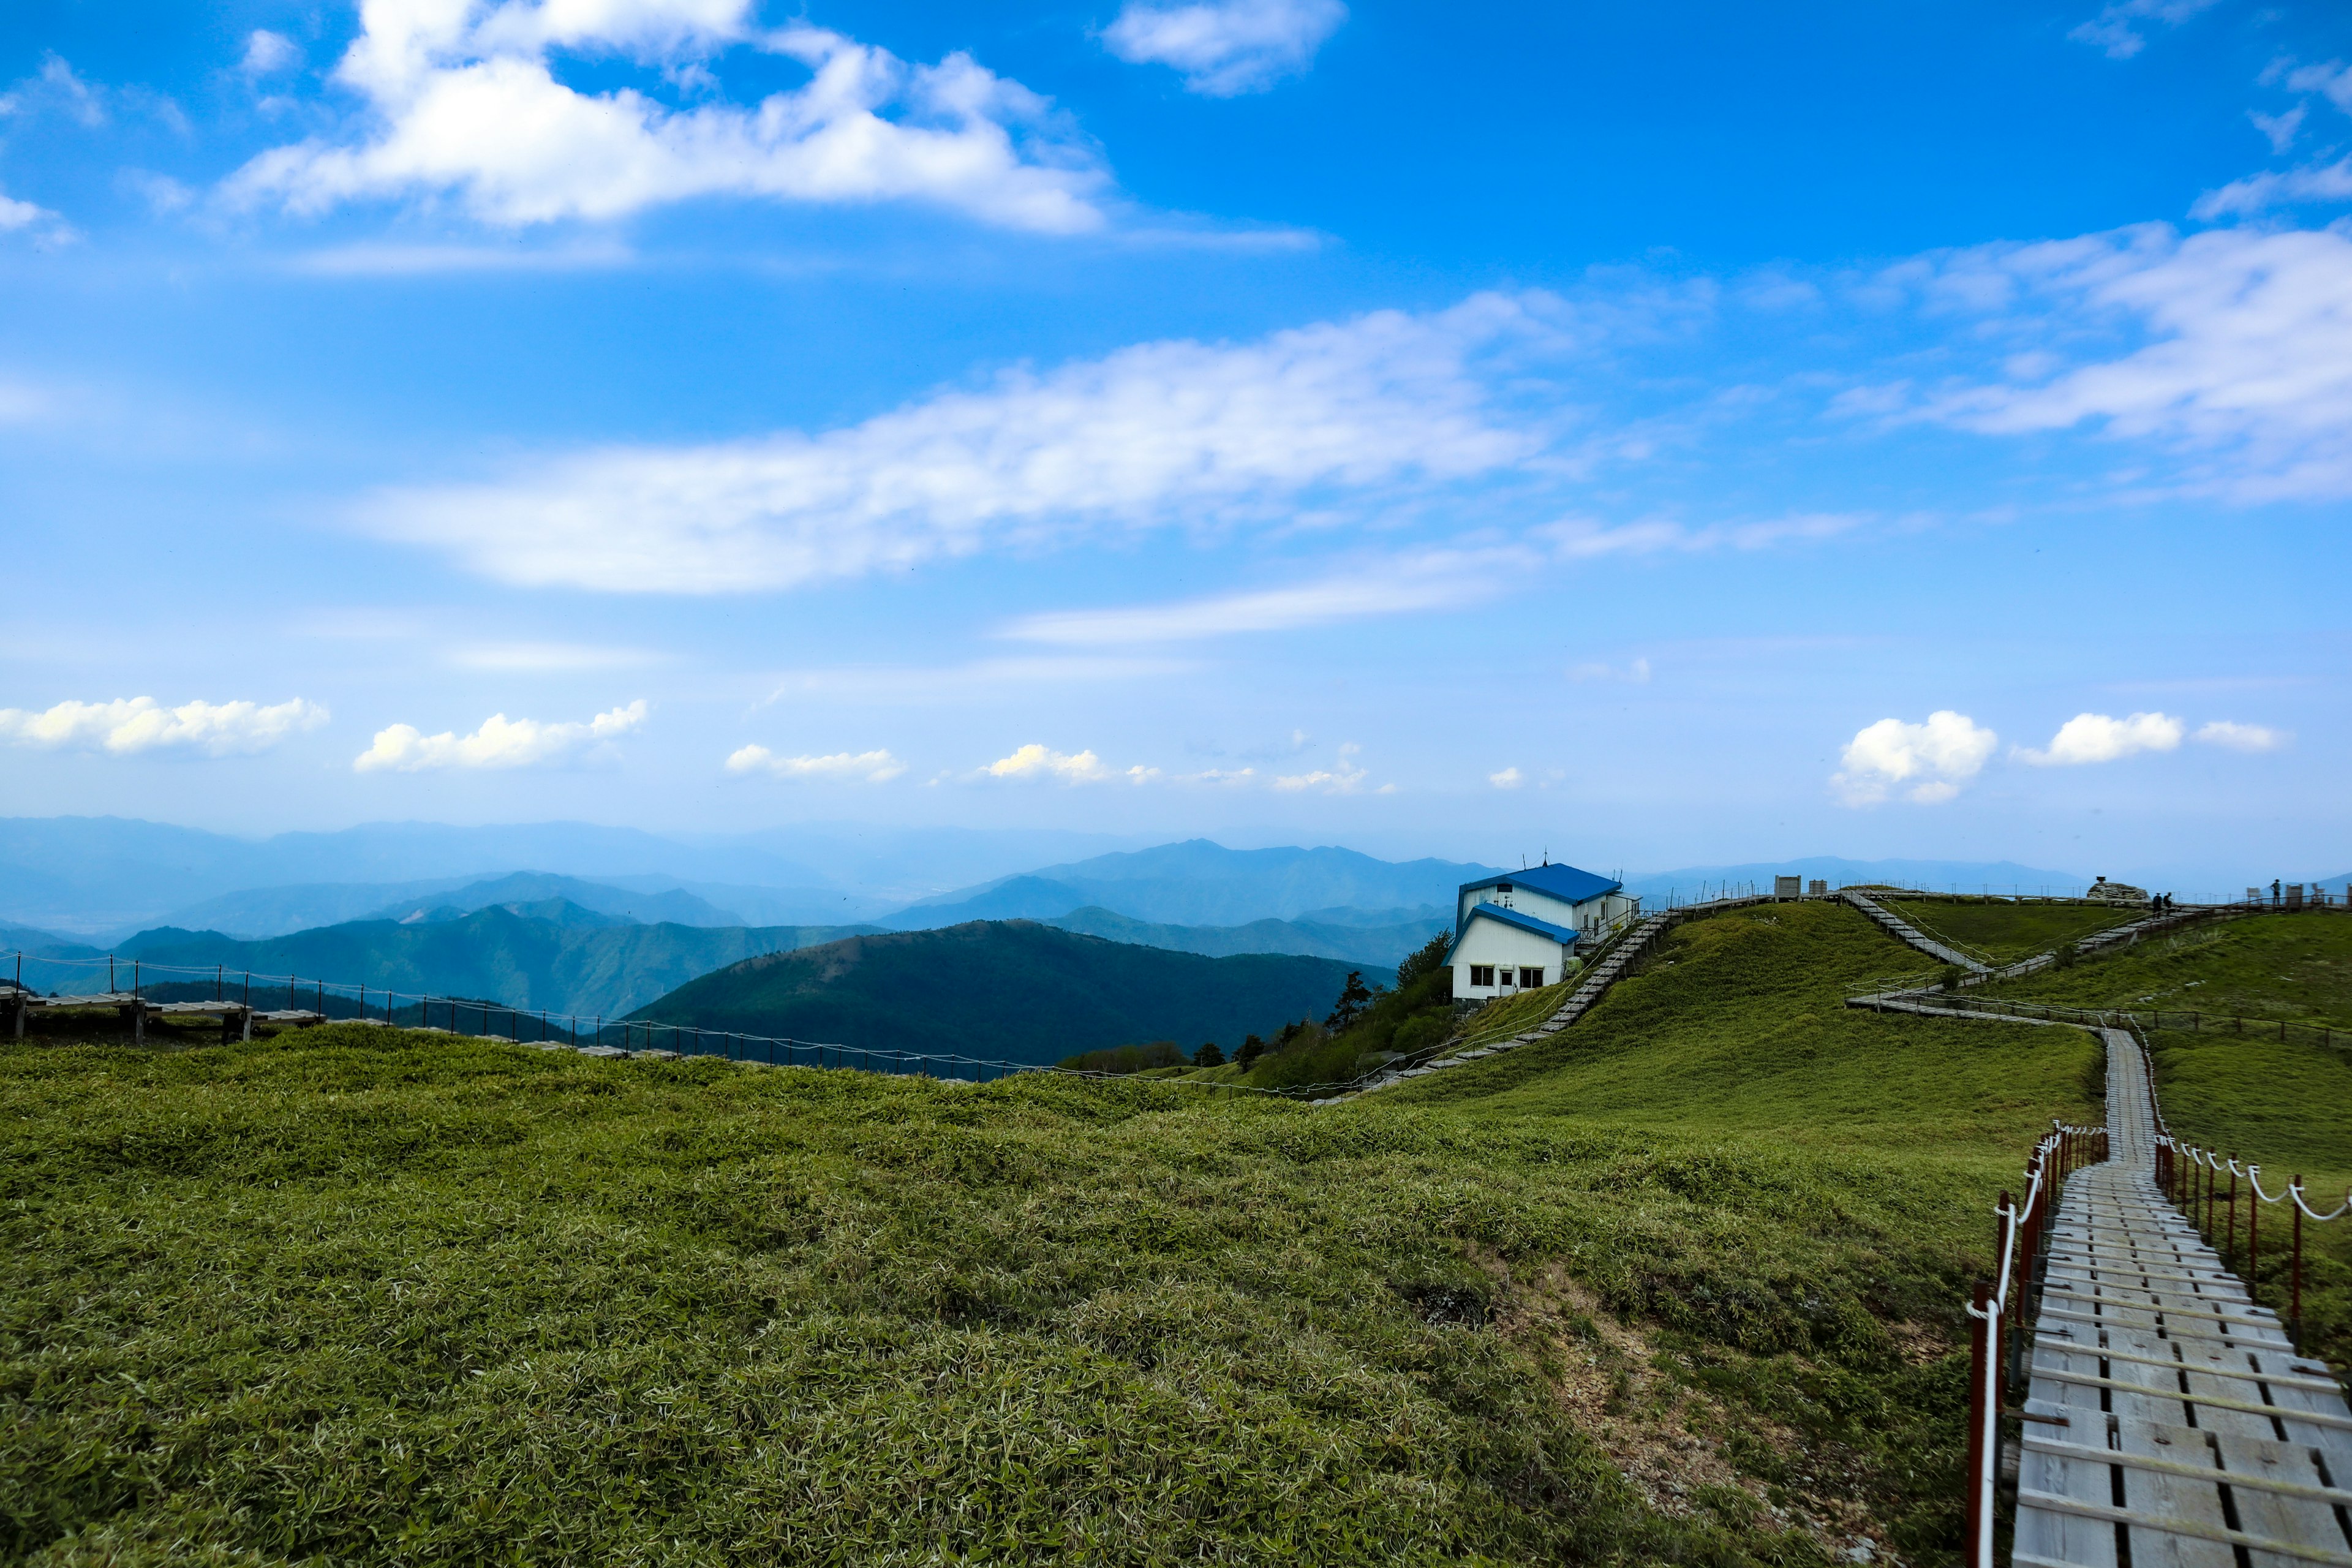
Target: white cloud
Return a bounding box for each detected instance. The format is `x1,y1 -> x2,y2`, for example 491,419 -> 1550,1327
0,189 -> 54,232
0,696 -> 328,756
1102,0 -> 1346,96
242,29 -> 302,75
982,743 -> 1112,783
2068,0 -> 2217,59
363,293 -> 1549,594
353,699 -> 646,772
2248,106 -> 2305,155
1832,711 -> 1997,806
226,3 -> 1106,232
2285,61 -> 2352,115
1915,224 -> 2352,500
2193,720 -> 2288,752
1488,766 -> 1523,789
999,546 -> 1515,644
2015,710 -> 2184,766
2193,156 -> 2352,219
1275,741 -> 1371,793
726,744 -> 905,781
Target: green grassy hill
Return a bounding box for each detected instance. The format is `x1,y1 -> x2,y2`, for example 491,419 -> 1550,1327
1875,897 -> 2135,965
7,895 -> 2345,1564
630,921 -> 1359,1065
1987,910 -> 2352,1027
105,905 -> 875,1019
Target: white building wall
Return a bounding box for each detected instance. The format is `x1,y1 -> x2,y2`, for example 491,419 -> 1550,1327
1452,918 -> 1572,1000
1457,883 -> 1639,938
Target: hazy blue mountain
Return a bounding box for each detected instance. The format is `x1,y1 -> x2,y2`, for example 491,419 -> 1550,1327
138,878 -> 481,941
1044,907 -> 1449,969
594,876 -> 897,925
363,872 -> 747,928
0,815 -> 1139,935
0,923 -> 102,962
629,921 -> 1362,1066
883,875 -> 1095,927
888,841 -> 1502,928
1292,903 -> 1452,929
86,907 -> 883,1019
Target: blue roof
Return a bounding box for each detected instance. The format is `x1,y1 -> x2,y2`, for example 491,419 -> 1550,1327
1443,901 -> 1582,963
1459,861 -> 1620,906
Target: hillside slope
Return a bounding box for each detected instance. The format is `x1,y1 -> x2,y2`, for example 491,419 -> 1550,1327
631,921 -> 1361,1063
1988,911 -> 2352,1027
102,907 -> 877,1019
0,895 -> 2122,1566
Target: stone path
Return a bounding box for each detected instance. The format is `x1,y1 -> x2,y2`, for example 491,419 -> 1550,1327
2013,1028 -> 2352,1568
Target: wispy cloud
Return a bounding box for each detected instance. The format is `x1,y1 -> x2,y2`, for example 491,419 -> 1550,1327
2068,0 -> 2217,59
1488,766 -> 1523,789
0,696 -> 328,756
1274,741 -> 1379,794
225,6 -> 1106,233
1901,224 -> 2352,500
2192,156 -> 2352,219
2193,720 -> 2288,752
2014,710 -> 2184,766
1102,0 -> 1347,96
726,745 -> 905,782
1832,710 -> 1997,805
999,547 -> 1513,644
353,700 -> 647,772
1567,656 -> 1652,684
361,293 -> 1552,594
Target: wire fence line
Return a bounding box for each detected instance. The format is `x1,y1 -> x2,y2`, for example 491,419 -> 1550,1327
1847,983 -> 2352,1056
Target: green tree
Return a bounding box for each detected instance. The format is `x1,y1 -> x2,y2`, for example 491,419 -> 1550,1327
1194,1041 -> 1225,1068
1395,930 -> 1452,990
1325,970 -> 1373,1032
1235,1033 -> 1265,1068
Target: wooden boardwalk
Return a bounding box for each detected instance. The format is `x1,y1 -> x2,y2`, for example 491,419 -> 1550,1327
2015,1027 -> 2352,1568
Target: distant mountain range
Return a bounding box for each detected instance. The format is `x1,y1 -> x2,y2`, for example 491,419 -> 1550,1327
1044,906 -> 1447,970
881,840 -> 1499,929
0,816 -> 1136,937
6,904 -> 878,1019
630,922 -> 1362,1066
1626,857 -> 2092,900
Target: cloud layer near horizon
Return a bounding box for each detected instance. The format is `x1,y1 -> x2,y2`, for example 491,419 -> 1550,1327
354,701 -> 648,772
0,696 -> 328,756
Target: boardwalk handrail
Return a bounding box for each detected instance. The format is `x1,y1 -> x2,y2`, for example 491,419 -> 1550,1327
2155,1132 -> 2351,1352
1962,1114 -> 2109,1568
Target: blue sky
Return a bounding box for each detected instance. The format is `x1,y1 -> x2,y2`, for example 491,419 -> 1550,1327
0,0 -> 2346,893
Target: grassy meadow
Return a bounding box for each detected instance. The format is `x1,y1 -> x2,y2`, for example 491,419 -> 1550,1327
8,896 -> 2343,1565
1989,911 -> 2352,1028
1868,898 -> 2130,968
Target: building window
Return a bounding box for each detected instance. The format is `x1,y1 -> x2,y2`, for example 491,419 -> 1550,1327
1520,966 -> 1544,988
1468,965 -> 1495,987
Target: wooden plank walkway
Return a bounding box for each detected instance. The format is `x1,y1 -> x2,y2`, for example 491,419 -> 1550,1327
2015,1027 -> 2352,1568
